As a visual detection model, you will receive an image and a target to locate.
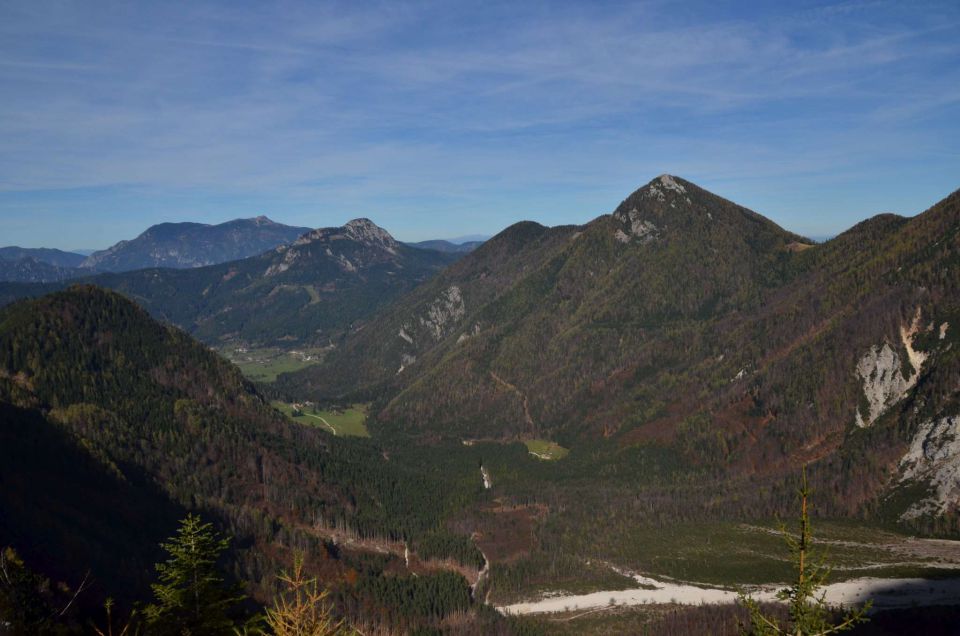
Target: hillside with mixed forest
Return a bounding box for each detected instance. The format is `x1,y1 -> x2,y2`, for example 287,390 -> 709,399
280,176 -> 960,526
0,286 -> 508,632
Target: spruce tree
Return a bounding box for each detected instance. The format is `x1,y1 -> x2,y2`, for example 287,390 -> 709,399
144,514 -> 245,636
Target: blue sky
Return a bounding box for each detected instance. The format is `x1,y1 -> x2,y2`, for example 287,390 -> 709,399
1,0 -> 958,250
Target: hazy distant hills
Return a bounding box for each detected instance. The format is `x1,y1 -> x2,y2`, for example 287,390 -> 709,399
0,216 -> 312,282
0,218 -> 483,286
0,255 -> 83,283
79,215 -> 311,271
0,246 -> 86,268
0,247 -> 87,283
406,239 -> 484,253
0,219 -> 458,347
281,176 -> 960,520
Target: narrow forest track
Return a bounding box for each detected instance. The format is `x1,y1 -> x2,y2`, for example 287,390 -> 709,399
301,412 -> 337,435
490,371 -> 536,435
740,524 -> 960,570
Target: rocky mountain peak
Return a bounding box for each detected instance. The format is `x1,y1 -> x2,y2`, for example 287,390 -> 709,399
637,174 -> 693,205
344,218 -> 399,249
292,218 -> 399,253
611,175 -> 693,243
609,174 -> 802,246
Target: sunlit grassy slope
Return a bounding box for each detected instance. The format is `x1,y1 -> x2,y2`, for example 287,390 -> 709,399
272,401 -> 370,437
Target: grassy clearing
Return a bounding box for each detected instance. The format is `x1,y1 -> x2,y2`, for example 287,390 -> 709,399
525,439 -> 569,460
239,356 -> 312,382
313,405 -> 370,437
272,401 -> 370,438
220,346 -> 325,383
602,521 -> 958,586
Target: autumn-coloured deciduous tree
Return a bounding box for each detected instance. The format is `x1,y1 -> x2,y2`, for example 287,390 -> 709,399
264,554 -> 354,636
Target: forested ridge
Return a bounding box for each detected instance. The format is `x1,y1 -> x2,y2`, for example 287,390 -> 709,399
0,286 -> 499,632
281,177 -> 960,522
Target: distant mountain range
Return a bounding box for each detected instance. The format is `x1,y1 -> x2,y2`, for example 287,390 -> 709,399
0,218 -> 481,283
0,247 -> 87,283
78,215 -> 312,271
0,255 -> 82,283
0,218 -> 458,347
0,216 -> 311,282
0,246 -> 87,268
406,239 -> 485,253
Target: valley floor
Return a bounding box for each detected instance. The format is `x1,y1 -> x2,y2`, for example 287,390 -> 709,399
499,569 -> 960,615
491,524 -> 960,617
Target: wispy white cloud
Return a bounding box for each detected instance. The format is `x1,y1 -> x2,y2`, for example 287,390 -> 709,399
0,0 -> 958,248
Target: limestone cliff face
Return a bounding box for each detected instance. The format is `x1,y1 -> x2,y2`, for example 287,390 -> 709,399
419,286 -> 466,341
394,285 -> 467,375
900,416 -> 960,520
854,343 -> 915,428
854,310 -> 929,428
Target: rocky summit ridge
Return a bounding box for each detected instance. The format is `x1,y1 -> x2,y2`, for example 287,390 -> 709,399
292,218 -> 400,253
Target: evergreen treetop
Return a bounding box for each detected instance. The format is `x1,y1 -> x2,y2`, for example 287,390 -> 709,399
144,514 -> 245,636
